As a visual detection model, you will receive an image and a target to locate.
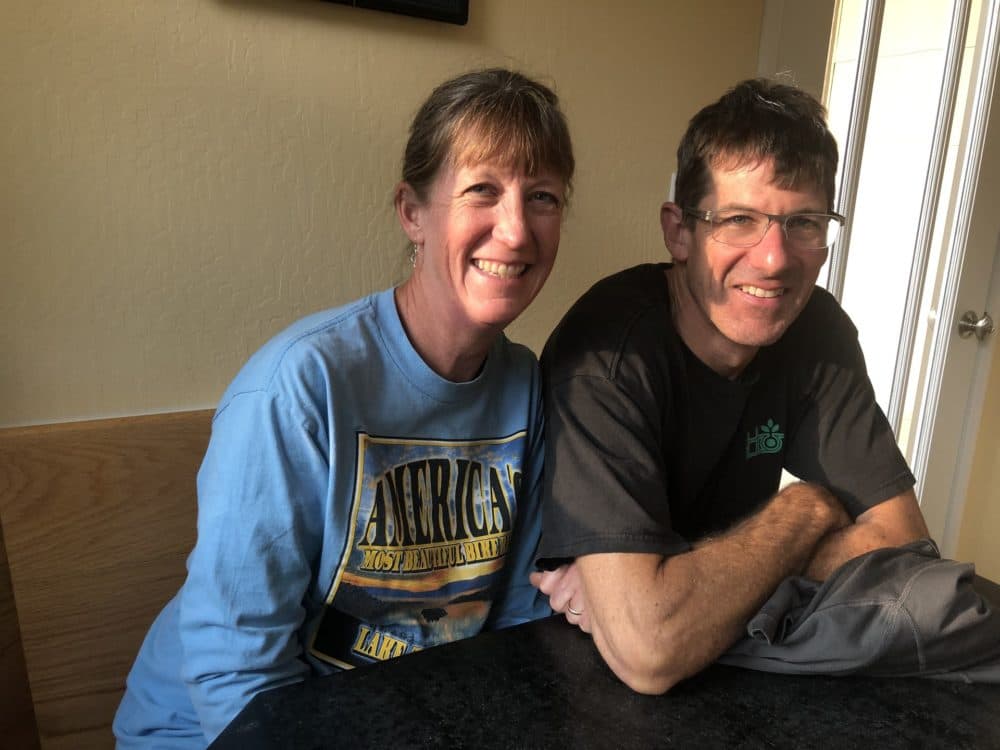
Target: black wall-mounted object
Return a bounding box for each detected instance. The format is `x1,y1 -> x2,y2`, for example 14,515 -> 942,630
325,0 -> 468,25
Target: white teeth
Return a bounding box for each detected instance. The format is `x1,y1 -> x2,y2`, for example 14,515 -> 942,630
740,285 -> 784,299
473,260 -> 527,279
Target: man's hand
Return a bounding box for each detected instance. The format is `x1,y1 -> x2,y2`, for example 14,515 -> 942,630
530,564 -> 591,632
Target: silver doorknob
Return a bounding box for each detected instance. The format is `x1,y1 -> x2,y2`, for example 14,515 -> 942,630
957,310 -> 996,340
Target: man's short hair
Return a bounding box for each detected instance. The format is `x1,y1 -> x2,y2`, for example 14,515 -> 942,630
674,78 -> 839,212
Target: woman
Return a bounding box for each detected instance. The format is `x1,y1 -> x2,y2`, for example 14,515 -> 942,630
114,68 -> 574,747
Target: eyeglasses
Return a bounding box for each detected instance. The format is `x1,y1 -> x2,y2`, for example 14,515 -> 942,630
683,207 -> 846,250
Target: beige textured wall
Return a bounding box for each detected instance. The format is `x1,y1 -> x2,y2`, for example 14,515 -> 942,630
1,0 -> 763,427
757,0 -> 835,99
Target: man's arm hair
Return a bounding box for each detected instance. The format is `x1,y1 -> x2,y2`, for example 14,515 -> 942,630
574,481 -> 848,694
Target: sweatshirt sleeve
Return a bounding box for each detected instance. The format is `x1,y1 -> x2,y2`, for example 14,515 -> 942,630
484,368 -> 552,629
178,388 -> 328,742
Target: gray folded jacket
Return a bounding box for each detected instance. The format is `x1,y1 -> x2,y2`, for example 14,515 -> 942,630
718,539 -> 1000,682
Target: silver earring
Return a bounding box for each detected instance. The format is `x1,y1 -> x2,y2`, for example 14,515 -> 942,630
409,243 -> 421,267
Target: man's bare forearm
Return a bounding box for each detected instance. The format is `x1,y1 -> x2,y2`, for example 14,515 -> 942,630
578,482 -> 849,693
803,489 -> 929,580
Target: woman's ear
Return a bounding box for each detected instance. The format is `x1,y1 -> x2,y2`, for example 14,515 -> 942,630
660,202 -> 690,262
395,182 -> 425,245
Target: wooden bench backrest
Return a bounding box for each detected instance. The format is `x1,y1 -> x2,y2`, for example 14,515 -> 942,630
0,410 -> 212,749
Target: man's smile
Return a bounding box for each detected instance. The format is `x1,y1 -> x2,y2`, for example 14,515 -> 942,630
737,284 -> 785,299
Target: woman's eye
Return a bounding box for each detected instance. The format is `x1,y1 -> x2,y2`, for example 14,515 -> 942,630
466,183 -> 495,196
530,191 -> 561,207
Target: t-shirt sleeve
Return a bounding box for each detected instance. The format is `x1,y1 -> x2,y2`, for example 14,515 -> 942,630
783,301 -> 915,517
537,366 -> 691,567
178,387 -> 328,742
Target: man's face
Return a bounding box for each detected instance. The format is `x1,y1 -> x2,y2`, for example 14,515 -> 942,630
665,158 -> 829,376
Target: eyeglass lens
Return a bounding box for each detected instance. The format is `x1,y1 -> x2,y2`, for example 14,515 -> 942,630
711,210 -> 840,249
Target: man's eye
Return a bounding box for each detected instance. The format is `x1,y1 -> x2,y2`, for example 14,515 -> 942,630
787,215 -> 824,231
718,213 -> 757,226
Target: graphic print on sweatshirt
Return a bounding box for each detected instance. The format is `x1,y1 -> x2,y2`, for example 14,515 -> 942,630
309,431 -> 525,669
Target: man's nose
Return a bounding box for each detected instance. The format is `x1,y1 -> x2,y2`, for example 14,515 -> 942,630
748,219 -> 791,270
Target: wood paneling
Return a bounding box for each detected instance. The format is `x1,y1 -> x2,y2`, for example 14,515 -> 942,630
1,525 -> 40,749
0,410 -> 212,749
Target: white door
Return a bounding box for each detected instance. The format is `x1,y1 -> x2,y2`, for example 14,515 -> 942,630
916,77 -> 1000,554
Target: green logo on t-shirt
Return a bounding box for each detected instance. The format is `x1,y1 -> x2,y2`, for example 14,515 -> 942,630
746,419 -> 784,459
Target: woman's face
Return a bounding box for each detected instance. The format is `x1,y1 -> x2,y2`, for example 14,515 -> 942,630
404,159 -> 565,333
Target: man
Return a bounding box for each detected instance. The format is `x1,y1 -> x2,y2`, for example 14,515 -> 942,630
531,79 -> 929,694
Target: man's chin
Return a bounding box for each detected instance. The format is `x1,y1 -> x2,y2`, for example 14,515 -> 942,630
723,321 -> 792,349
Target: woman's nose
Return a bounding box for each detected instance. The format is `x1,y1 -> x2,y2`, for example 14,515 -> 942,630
494,198 -> 529,249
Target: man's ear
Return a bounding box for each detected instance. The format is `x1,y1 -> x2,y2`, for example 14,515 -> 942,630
395,182 -> 425,245
660,202 -> 690,262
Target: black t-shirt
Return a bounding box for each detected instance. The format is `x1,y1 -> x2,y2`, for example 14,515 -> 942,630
537,263 -> 916,566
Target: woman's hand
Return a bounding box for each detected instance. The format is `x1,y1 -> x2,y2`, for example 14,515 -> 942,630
530,562 -> 591,632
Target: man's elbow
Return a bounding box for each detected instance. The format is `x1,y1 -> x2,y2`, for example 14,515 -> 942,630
612,662 -> 684,695
594,627 -> 689,695
861,491 -> 930,546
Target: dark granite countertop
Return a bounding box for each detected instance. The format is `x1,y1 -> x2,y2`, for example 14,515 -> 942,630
212,596 -> 1000,749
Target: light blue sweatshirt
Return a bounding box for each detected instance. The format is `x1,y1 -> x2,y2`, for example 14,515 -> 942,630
114,288 -> 550,747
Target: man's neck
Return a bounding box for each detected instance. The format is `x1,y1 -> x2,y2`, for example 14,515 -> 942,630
663,265 -> 758,380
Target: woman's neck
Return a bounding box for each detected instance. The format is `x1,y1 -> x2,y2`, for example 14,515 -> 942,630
393,282 -> 496,382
